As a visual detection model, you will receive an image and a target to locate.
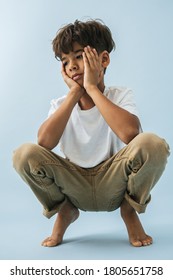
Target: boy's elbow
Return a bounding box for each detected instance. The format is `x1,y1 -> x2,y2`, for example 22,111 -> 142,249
123,127 -> 140,144
37,133 -> 57,150
123,116 -> 141,144
37,137 -> 50,150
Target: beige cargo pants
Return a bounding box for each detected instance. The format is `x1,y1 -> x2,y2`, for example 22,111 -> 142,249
13,133 -> 170,218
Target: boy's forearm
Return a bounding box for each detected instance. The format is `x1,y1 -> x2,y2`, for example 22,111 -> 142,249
37,90 -> 79,150
87,86 -> 140,144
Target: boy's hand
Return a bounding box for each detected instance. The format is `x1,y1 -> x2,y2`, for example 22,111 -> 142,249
61,63 -> 80,89
61,64 -> 84,99
83,46 -> 104,92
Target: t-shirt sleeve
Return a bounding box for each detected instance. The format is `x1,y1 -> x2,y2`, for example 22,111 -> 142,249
116,88 -> 139,117
115,88 -> 143,132
47,96 -> 66,118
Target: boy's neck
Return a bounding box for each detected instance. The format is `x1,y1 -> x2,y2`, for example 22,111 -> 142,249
78,83 -> 105,111
78,93 -> 95,110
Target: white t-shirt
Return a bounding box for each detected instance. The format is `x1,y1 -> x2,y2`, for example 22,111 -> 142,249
48,86 -> 140,168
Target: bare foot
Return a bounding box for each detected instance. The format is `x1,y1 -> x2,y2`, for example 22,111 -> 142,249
120,199 -> 153,247
41,200 -> 79,247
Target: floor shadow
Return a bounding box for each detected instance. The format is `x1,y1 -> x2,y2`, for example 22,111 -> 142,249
63,232 -> 128,247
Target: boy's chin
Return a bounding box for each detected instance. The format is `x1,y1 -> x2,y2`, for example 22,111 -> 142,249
76,81 -> 83,87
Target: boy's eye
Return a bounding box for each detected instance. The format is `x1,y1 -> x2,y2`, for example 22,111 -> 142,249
76,54 -> 83,59
63,61 -> 68,67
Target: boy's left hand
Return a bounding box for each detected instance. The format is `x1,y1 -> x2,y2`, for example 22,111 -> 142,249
83,46 -> 103,92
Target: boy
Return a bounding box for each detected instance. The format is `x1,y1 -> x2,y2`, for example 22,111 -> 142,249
13,19 -> 170,247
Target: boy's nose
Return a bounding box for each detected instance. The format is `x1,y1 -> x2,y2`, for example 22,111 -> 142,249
69,62 -> 78,71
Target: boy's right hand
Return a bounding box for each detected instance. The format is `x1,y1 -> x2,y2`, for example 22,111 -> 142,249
61,64 -> 84,100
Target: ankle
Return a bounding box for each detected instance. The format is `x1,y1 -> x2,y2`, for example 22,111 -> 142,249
58,203 -> 79,224
120,199 -> 135,218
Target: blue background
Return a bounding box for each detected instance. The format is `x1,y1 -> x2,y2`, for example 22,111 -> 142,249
0,0 -> 172,259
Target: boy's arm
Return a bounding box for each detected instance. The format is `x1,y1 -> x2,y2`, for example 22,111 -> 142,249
37,66 -> 84,150
86,87 -> 140,144
83,47 -> 140,144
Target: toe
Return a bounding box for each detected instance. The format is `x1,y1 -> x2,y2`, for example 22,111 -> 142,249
41,236 -> 62,247
41,237 -> 50,246
130,238 -> 143,247
142,241 -> 149,246
142,235 -> 153,246
44,240 -> 57,247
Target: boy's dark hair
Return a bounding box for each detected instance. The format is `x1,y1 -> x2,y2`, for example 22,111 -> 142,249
52,19 -> 116,60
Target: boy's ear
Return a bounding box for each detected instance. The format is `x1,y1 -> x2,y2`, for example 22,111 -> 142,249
100,51 -> 110,68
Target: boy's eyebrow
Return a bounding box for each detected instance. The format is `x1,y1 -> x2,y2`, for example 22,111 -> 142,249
61,49 -> 84,61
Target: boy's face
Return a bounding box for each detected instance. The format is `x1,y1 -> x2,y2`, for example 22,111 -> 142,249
61,42 -> 85,87
61,42 -> 104,88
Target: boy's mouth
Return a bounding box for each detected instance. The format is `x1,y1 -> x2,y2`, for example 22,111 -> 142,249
72,74 -> 82,81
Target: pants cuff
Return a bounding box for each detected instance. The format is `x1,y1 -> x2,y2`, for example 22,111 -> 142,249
43,198 -> 67,219
124,192 -> 151,214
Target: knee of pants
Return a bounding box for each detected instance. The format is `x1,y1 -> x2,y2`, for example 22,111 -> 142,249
134,132 -> 170,162
12,143 -> 39,173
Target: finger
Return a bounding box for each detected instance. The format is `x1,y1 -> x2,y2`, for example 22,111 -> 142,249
82,51 -> 90,72
61,63 -> 70,82
61,63 -> 65,76
61,63 -> 66,76
61,63 -> 71,85
99,69 -> 104,82
82,51 -> 88,63
84,46 -> 95,64
92,48 -> 99,59
99,69 -> 103,78
87,46 -> 99,60
84,46 -> 99,68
